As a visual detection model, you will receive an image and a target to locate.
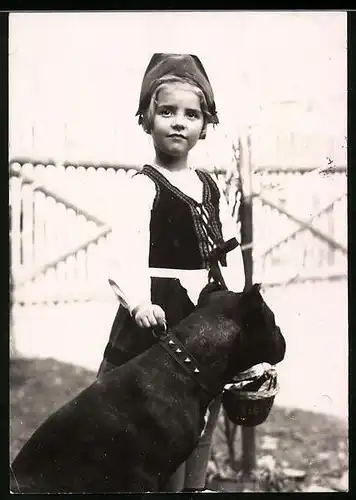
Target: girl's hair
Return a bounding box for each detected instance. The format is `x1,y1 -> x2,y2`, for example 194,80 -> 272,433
140,75 -> 215,140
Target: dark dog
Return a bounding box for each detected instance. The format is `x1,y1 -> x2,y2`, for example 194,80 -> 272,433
10,284 -> 285,493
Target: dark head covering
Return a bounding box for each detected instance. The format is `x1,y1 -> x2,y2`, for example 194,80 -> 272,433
136,53 -> 219,125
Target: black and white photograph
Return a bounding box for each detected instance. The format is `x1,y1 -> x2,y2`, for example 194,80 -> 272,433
9,11 -> 347,493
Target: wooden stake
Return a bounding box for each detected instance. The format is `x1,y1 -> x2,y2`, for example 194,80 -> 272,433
237,134 -> 256,484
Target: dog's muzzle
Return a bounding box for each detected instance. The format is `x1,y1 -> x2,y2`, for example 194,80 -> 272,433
222,363 -> 279,427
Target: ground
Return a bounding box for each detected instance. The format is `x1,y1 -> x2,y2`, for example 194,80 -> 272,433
10,357 -> 348,493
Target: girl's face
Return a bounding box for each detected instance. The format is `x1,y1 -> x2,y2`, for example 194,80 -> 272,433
151,83 -> 205,158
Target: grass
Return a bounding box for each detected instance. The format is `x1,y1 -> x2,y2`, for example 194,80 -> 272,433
10,357 -> 348,492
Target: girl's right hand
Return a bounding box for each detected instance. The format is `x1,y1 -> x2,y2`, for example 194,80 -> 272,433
132,302 -> 166,329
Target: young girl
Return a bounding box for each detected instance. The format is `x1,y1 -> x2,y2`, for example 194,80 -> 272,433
97,53 -> 245,492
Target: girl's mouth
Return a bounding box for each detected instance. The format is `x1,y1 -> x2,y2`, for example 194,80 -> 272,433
169,134 -> 186,140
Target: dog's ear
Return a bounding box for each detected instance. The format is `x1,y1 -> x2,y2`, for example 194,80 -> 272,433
242,283 -> 262,299
239,283 -> 263,314
251,283 -> 261,293
197,282 -> 225,308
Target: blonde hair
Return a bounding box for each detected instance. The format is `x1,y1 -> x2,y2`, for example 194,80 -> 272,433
140,75 -> 215,140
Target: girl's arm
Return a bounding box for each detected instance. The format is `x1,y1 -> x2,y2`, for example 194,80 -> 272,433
218,187 -> 246,292
107,173 -> 156,314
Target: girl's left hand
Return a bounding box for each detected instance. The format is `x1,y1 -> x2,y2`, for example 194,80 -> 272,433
132,302 -> 167,329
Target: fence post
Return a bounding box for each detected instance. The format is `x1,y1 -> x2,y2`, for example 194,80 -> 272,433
237,133 -> 256,486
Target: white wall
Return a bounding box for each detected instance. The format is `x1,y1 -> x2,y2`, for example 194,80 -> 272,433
9,11 -> 347,166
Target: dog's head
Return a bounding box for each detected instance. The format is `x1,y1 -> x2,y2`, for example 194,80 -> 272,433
177,282 -> 286,386
233,283 -> 286,369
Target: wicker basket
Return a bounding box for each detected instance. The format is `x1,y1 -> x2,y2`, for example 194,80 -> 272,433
222,368 -> 279,427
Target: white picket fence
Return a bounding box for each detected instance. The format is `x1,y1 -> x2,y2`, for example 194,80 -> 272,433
10,160 -> 347,305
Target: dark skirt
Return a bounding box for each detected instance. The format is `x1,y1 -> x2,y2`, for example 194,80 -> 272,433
97,277 -> 196,377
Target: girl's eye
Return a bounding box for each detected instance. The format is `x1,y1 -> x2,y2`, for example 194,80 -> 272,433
186,111 -> 200,119
161,108 -> 173,116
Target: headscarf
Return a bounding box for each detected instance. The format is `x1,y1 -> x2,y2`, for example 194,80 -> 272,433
136,53 -> 219,125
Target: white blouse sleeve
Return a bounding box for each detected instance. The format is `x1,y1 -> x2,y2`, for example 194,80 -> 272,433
218,186 -> 246,292
107,173 -> 156,313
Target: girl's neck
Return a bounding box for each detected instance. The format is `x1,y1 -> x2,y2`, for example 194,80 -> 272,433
153,151 -> 189,172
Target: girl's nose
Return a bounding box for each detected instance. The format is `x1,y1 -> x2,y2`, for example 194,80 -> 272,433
171,112 -> 186,129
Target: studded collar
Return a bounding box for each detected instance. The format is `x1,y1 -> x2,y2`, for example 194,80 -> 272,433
151,237 -> 239,396
154,328 -> 221,396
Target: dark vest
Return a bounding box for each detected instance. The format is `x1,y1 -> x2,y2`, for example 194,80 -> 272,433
138,165 -> 226,270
